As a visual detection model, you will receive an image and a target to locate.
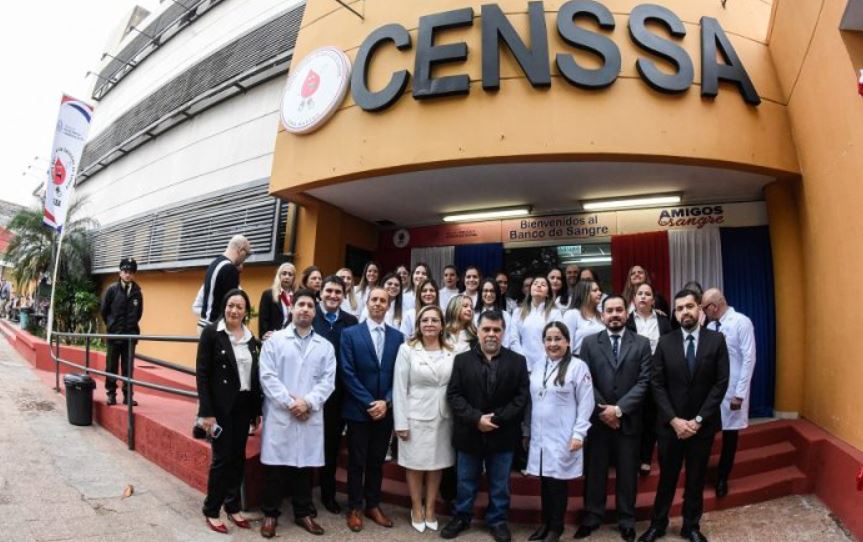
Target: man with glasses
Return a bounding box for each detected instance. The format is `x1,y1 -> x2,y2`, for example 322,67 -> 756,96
197,235 -> 251,334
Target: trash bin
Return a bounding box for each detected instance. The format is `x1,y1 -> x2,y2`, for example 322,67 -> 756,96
64,374 -> 96,426
18,308 -> 30,329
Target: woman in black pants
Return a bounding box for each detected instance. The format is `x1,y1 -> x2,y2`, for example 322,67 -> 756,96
196,288 -> 262,534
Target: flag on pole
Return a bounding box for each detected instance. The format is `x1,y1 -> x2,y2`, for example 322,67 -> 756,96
43,95 -> 93,232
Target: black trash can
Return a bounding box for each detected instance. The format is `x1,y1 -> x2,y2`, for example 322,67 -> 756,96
64,374 -> 96,426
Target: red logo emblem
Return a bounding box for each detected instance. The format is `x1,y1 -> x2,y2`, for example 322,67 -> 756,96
301,69 -> 320,98
52,158 -> 66,185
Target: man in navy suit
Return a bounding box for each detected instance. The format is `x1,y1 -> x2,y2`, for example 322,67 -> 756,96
339,287 -> 402,532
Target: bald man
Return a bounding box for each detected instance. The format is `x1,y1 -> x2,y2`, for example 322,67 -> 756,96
701,288 -> 756,498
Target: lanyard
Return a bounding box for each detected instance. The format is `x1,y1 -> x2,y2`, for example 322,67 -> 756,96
539,358 -> 559,398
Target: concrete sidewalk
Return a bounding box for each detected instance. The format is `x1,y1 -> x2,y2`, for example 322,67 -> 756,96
0,336 -> 856,542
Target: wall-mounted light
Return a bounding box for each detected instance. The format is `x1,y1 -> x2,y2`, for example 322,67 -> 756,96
442,206 -> 531,223
582,193 -> 682,211
572,256 -> 612,264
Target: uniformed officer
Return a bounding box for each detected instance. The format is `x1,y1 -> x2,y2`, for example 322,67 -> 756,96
100,258 -> 144,405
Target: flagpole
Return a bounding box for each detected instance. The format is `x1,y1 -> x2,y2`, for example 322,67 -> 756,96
45,225 -> 66,345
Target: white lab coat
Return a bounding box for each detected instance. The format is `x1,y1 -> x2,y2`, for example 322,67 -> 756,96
563,310 -> 605,356
473,309 -> 522,353
439,287 -> 460,311
259,326 -> 336,467
402,290 -> 416,313
526,357 -> 594,480
511,303 -> 565,372
709,307 -> 756,430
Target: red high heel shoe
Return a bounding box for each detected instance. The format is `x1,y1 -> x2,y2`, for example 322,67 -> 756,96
228,513 -> 251,529
204,516 -> 228,534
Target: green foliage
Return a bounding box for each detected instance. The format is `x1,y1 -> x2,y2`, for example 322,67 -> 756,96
53,277 -> 100,334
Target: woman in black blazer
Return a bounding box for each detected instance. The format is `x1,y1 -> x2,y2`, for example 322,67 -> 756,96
196,288 -> 263,534
258,263 -> 296,340
626,282 -> 673,477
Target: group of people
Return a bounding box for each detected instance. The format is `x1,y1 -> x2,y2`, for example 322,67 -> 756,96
101,235 -> 757,542
191,239 -> 755,542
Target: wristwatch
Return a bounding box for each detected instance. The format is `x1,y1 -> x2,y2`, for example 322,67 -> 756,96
614,405 -> 623,418
694,415 -> 703,424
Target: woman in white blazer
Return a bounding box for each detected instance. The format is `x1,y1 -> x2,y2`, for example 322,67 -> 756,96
525,322 -> 594,542
511,276 -> 564,373
393,305 -> 456,533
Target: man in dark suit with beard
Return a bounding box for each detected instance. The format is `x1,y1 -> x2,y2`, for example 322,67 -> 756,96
638,290 -> 729,542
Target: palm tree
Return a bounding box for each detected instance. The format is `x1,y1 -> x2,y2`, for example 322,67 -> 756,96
3,198 -> 98,291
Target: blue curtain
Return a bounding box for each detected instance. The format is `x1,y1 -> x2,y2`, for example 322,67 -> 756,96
454,243 -> 504,279
720,226 -> 775,418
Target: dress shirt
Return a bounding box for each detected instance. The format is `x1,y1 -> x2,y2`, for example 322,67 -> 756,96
632,310 -> 660,353
291,323 -> 315,357
319,302 -> 340,324
366,318 -> 387,362
681,325 -> 701,354
217,320 -> 253,391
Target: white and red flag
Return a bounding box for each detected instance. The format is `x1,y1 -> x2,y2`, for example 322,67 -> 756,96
43,95 -> 93,232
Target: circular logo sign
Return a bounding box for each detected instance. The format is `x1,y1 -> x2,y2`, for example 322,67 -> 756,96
280,47 -> 351,135
393,229 -> 411,248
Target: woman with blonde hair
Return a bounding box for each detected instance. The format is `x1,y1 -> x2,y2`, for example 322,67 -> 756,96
393,304 -> 456,532
444,294 -> 477,353
512,276 -> 564,373
258,263 -> 295,340
336,267 -> 360,316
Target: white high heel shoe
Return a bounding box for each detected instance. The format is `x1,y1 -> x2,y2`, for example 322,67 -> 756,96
425,518 -> 439,531
411,511 -> 426,533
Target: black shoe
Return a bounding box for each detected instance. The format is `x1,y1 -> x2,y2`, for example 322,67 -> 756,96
715,478 -> 729,498
680,528 -> 708,542
121,396 -> 137,406
620,527 -> 636,542
529,525 -> 549,541
309,503 -> 317,518
543,531 -> 561,542
106,395 -> 117,406
637,526 -> 665,542
574,525 -> 598,539
321,497 -> 341,515
440,517 -> 470,539
489,522 -> 511,542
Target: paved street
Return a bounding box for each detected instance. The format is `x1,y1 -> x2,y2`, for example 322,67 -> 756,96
0,336 -> 857,542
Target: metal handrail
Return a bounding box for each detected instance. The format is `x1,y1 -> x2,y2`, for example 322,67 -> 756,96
49,332 -> 200,451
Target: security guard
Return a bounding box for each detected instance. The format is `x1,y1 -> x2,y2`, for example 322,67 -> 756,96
100,258 -> 144,405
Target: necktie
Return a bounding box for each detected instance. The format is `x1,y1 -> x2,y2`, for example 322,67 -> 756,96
715,320 -> 722,332
373,327 -> 384,363
325,312 -> 337,324
686,335 -> 696,376
279,290 -> 291,308
611,334 -> 620,364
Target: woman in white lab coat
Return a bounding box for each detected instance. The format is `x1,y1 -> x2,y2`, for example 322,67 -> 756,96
511,276 -> 564,373
393,305 -> 456,532
401,262 -> 431,313
547,267 -> 569,311
400,278 -> 440,339
462,266 -> 482,307
354,261 -> 381,307
337,267 -> 360,316
563,279 -> 605,356
473,277 -> 521,352
525,322 -> 594,542
444,294 -> 477,353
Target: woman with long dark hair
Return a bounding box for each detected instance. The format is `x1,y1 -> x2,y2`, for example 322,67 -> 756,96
400,278 -> 440,338
563,279 -> 604,355
196,288 -> 262,534
354,261 -> 381,307
524,322 -> 593,542
402,262 -> 431,312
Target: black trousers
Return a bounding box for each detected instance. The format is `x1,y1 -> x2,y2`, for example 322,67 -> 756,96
346,416 -> 393,510
261,465 -> 314,519
640,390 -> 658,466
717,430 -> 739,481
203,391 -> 253,518
651,433 -> 715,532
105,340 -> 135,397
319,394 -> 345,501
540,476 -> 569,533
582,425 -> 640,529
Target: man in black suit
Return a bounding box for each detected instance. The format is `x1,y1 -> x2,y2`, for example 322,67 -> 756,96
638,290 -> 729,542
441,310 -> 530,542
313,275 -> 359,514
577,295 -> 652,542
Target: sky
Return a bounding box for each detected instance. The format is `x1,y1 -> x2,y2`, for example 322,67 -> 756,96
0,0 -> 158,209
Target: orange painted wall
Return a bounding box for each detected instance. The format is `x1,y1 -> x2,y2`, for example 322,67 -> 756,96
293,197 -> 378,275
270,0 -> 797,197
768,0 -> 863,450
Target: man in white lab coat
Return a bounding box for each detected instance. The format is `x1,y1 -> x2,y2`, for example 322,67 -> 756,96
259,288 -> 336,538
701,288 -> 756,498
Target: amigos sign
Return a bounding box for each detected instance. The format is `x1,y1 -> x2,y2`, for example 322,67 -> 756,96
349,0 -> 761,114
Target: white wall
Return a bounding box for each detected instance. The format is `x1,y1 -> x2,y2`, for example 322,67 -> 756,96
76,76 -> 283,226
88,0 -> 303,137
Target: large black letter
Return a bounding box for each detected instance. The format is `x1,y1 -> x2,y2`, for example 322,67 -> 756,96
352,24 -> 412,112
481,2 -> 551,90
700,16 -> 760,105
555,0 -> 621,89
413,8 -> 474,99
628,4 -> 693,93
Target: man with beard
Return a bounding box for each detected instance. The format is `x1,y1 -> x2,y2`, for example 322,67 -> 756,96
442,310 -> 530,542
577,295 -> 652,542
638,290 -> 729,542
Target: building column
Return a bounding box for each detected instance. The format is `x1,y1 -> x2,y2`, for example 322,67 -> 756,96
764,179 -> 805,417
